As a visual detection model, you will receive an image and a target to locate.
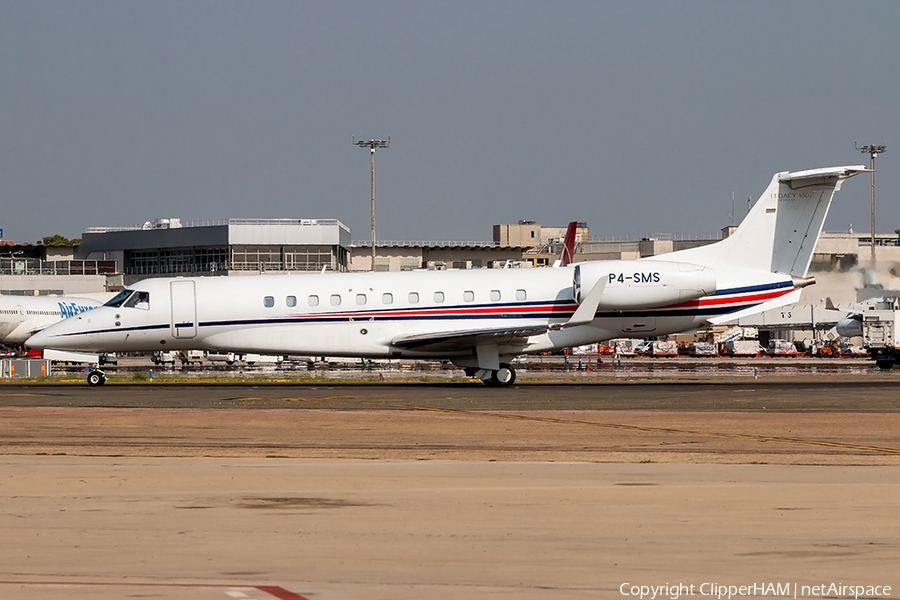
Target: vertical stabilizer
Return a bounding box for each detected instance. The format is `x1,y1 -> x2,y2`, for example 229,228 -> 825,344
552,221 -> 579,267
560,221 -> 577,266
664,166 -> 868,276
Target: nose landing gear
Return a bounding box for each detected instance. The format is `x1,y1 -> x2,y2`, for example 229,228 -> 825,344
87,370 -> 107,386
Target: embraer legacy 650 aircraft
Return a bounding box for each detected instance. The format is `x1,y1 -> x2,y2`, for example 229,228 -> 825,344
28,165 -> 867,386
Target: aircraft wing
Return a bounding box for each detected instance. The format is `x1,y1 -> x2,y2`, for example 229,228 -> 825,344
390,277 -> 606,353
391,325 -> 549,353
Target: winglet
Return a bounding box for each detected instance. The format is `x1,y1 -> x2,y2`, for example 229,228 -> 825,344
555,276 -> 607,329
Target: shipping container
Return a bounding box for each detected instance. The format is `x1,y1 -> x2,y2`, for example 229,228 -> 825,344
724,340 -> 762,356
767,340 -> 799,356
688,341 -> 718,356
648,340 -> 678,356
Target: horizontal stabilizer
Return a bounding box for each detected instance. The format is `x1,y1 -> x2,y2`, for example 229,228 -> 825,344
781,165 -> 870,182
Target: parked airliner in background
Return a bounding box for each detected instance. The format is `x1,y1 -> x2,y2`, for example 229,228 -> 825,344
0,294 -> 110,346
28,165 -> 867,386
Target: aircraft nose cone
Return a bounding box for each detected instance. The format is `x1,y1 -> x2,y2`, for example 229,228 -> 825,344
26,319 -> 75,349
25,329 -> 52,349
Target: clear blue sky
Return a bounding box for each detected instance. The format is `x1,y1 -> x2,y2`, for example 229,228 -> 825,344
2,1 -> 898,244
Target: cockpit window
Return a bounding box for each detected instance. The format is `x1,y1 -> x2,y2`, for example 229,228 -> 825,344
124,291 -> 150,310
104,290 -> 134,308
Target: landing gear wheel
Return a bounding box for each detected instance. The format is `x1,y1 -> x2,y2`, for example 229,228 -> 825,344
87,370 -> 107,386
483,363 -> 516,387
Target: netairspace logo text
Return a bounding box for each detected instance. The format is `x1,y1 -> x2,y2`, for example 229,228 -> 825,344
619,582 -> 891,600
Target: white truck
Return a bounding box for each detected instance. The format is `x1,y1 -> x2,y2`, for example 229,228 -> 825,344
835,298 -> 900,369
241,354 -> 284,366
205,351 -> 237,365
179,350 -> 205,365
151,351 -> 177,366
861,311 -> 900,369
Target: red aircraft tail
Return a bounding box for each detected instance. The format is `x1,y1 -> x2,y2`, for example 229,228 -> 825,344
559,221 -> 578,266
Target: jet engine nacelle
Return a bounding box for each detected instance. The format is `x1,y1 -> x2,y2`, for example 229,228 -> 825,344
835,314 -> 863,338
573,260 -> 717,310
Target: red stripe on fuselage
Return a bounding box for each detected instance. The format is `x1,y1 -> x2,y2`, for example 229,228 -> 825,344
273,288 -> 793,322
660,288 -> 792,311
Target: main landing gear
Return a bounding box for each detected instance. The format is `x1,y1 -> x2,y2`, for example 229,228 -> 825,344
87,370 -> 107,386
485,363 -> 517,387
466,363 -> 517,387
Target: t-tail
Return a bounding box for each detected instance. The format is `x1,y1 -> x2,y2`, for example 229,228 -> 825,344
655,165 -> 868,324
662,165 -> 869,277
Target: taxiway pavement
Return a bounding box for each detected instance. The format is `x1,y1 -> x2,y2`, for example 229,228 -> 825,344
1,378 -> 898,599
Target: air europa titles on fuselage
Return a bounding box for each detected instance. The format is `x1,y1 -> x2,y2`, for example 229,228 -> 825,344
608,272 -> 661,284
57,302 -> 94,318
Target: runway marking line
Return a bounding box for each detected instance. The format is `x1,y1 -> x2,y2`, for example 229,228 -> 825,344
0,581 -> 310,599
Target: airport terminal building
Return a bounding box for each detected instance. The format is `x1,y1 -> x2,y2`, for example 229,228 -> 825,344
77,218 -> 351,285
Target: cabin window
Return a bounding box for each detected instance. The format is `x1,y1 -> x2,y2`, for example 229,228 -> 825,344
490,290 -> 501,301
516,289 -> 527,301
434,291 -> 445,303
382,293 -> 393,304
356,293 -> 367,305
330,294 -> 342,306
264,296 -> 275,308
408,292 -> 419,304
308,295 -> 319,307
286,295 -> 297,307
464,290 -> 475,302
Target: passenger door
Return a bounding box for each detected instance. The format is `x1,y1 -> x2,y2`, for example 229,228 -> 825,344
170,280 -> 197,339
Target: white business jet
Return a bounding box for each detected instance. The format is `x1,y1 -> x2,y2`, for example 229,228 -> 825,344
27,165 -> 867,386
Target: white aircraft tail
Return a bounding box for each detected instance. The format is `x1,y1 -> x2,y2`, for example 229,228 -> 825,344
667,165 -> 869,277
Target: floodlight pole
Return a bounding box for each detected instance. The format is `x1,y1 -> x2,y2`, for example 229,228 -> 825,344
857,142 -> 886,264
354,137 -> 390,270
